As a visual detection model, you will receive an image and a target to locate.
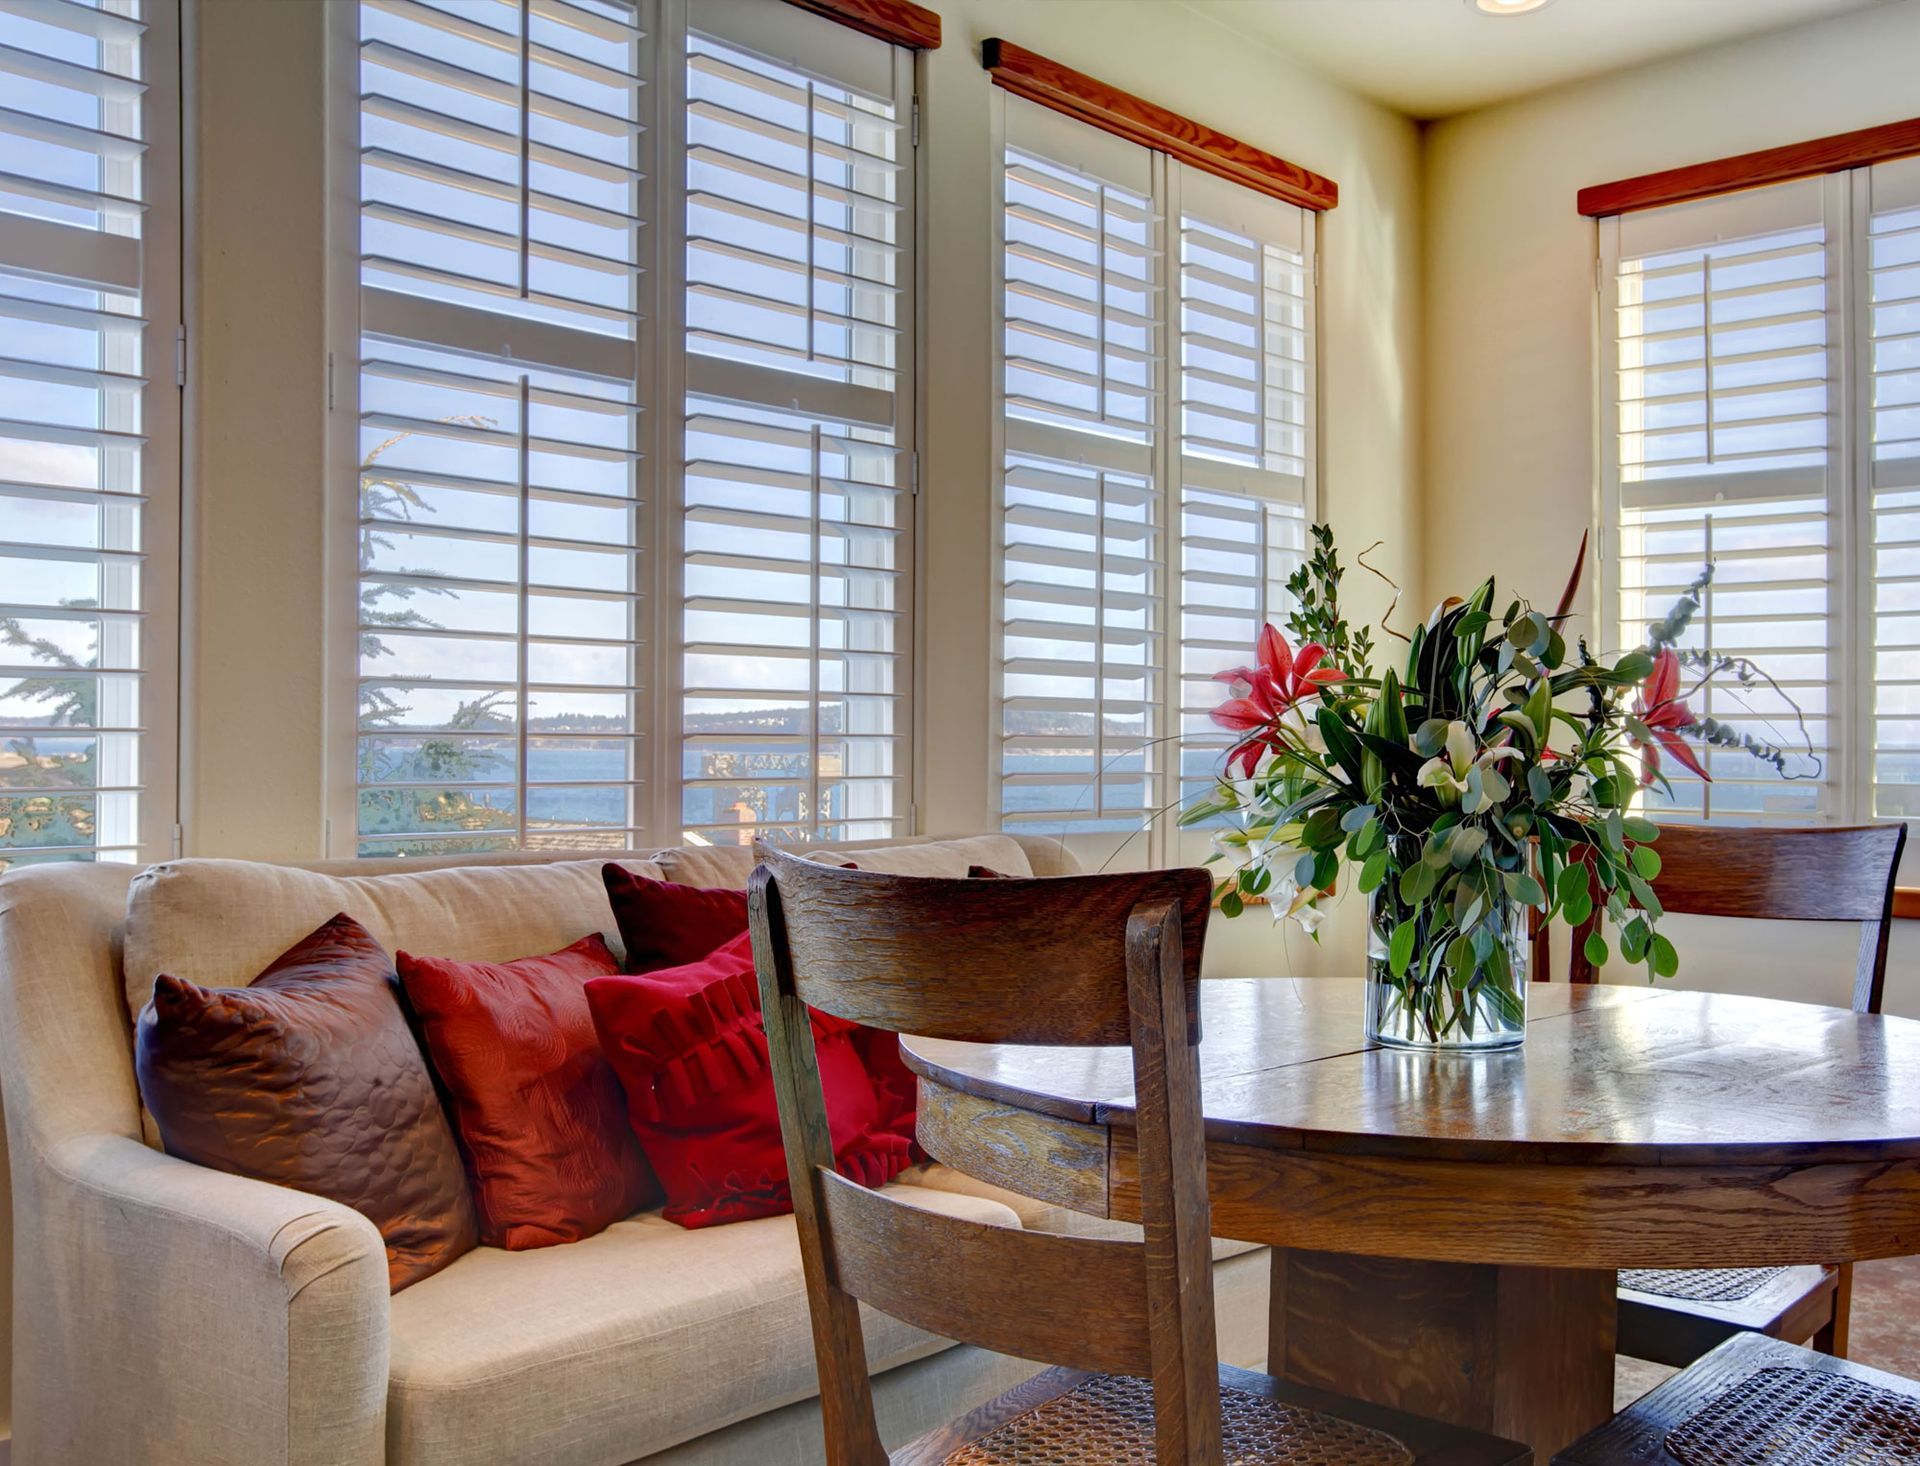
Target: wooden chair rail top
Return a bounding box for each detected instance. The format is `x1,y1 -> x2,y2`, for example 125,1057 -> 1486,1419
902,978 -> 1920,1168
1894,887 -> 1920,920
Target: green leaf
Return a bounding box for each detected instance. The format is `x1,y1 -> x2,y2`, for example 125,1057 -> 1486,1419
1399,860 -> 1436,903
1316,708 -> 1366,785
1583,931 -> 1610,969
1340,804 -> 1374,834
1303,805 -> 1344,850
1359,849 -> 1389,893
1620,918 -> 1650,963
1650,934 -> 1680,979
1623,815 -> 1660,842
1563,890 -> 1594,927
1626,872 -> 1665,921
1220,890 -> 1244,918
1613,650 -> 1654,684
1445,935 -> 1477,987
1295,851 -> 1318,887
1413,718 -> 1451,758
1555,863 -> 1589,906
1504,871 -> 1546,906
1389,919 -> 1416,978
1450,826 -> 1488,868
1311,848 -> 1339,890
1631,845 -> 1662,880
1527,764 -> 1553,806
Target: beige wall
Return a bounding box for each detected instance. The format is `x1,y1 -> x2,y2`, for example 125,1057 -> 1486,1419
1422,0 -> 1920,617
1420,1 -> 1920,1015
185,0 -> 330,860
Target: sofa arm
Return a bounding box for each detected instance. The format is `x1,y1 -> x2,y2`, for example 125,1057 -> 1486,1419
18,1132 -> 389,1466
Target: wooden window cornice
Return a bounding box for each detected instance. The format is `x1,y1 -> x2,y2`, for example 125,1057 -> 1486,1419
1579,116 -> 1920,218
778,0 -> 941,50
982,38 -> 1337,212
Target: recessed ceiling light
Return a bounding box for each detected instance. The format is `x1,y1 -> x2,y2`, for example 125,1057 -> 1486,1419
1466,0 -> 1555,13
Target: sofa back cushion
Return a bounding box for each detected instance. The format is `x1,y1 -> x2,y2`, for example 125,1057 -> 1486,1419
652,833 -> 1037,889
122,856 -> 663,1023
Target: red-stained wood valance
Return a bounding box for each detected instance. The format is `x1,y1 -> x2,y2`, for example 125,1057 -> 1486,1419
1579,116 -> 1920,218
981,38 -> 1338,212
779,0 -> 941,50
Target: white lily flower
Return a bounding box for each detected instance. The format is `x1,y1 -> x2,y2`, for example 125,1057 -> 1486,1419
1416,720 -> 1522,806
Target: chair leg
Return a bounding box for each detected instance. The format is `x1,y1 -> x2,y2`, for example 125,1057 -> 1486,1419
1812,1263 -> 1853,1358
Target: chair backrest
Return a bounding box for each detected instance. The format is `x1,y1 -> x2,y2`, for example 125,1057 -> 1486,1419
747,845 -> 1219,1466
1564,822 -> 1906,1012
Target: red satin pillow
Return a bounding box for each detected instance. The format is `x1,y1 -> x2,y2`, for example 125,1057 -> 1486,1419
397,934 -> 661,1249
585,931 -> 914,1228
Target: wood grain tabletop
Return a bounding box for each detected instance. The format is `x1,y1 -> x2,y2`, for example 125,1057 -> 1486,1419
903,978 -> 1920,1168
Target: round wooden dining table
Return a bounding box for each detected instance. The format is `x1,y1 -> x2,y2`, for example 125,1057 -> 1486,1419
900,977 -> 1920,1463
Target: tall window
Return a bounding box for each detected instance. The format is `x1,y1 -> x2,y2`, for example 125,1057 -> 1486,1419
1600,157 -> 1920,826
676,2 -> 912,845
994,93 -> 1316,836
336,0 -> 915,856
0,0 -> 178,872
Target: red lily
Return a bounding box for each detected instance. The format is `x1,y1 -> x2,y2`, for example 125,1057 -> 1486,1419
1633,647 -> 1711,786
1210,624 -> 1345,778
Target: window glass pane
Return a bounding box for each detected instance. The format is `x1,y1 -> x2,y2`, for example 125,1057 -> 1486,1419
0,0 -> 155,872
678,22 -> 909,847
352,0 -> 647,856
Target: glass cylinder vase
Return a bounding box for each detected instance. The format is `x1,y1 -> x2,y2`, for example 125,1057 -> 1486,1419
1364,888 -> 1529,1051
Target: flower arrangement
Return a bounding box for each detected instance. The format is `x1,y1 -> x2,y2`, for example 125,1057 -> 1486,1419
1184,526 -> 1810,1049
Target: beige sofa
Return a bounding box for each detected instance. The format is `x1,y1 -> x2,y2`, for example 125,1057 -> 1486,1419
0,833 -> 1268,1465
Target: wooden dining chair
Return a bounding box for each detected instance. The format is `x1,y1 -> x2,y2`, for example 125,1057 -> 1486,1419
1559,822 -> 1907,1371
748,845 -> 1531,1466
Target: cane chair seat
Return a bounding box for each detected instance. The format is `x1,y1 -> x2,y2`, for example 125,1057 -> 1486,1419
1556,1332 -> 1920,1465
897,1365 -> 1529,1466
1617,1268 -> 1789,1305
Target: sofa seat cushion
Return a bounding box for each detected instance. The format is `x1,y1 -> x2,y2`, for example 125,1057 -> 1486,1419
384,1181 -> 1023,1466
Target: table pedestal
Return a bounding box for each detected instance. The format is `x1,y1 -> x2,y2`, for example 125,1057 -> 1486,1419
1267,1249 -> 1617,1463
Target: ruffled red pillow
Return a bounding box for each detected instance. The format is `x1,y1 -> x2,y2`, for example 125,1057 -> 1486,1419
599,862 -> 922,1167
585,932 -> 914,1228
397,934 -> 660,1250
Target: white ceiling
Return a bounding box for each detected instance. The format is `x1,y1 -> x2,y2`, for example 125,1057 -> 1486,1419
1177,0 -> 1897,120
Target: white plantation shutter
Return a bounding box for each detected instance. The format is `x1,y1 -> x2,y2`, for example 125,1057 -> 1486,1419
0,0 -> 177,872
676,0 -> 911,844
349,0 -> 650,855
1867,155 -> 1920,819
997,97 -> 1164,832
1602,177 -> 1841,822
1173,168 -> 1313,805
993,93 -> 1322,835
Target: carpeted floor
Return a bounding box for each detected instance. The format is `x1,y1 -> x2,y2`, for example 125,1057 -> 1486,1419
1614,1254 -> 1920,1409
